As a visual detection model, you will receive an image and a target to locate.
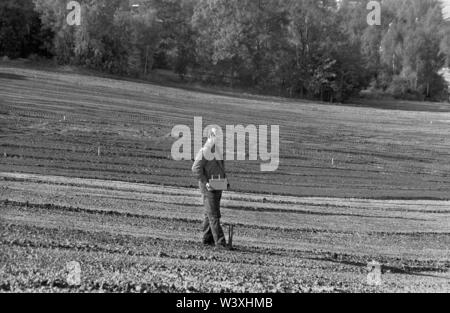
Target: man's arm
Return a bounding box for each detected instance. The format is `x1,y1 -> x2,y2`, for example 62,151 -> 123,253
192,149 -> 208,183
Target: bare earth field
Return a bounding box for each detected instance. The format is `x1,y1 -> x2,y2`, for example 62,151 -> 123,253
0,63 -> 449,292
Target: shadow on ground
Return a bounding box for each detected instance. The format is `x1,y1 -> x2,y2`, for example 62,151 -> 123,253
0,72 -> 27,80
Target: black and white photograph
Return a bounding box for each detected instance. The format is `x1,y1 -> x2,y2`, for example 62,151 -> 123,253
0,0 -> 449,300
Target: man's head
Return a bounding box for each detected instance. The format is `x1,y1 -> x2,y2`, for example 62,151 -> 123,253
203,127 -> 223,159
206,127 -> 218,145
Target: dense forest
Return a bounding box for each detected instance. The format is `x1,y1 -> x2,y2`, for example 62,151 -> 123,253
1,0 -> 449,102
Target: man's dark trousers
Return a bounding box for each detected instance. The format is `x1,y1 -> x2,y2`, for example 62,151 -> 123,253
202,189 -> 226,246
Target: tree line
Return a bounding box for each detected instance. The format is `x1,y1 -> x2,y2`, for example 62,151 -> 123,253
1,0 -> 449,102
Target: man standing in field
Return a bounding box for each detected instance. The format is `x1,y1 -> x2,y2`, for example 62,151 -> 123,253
192,128 -> 229,249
